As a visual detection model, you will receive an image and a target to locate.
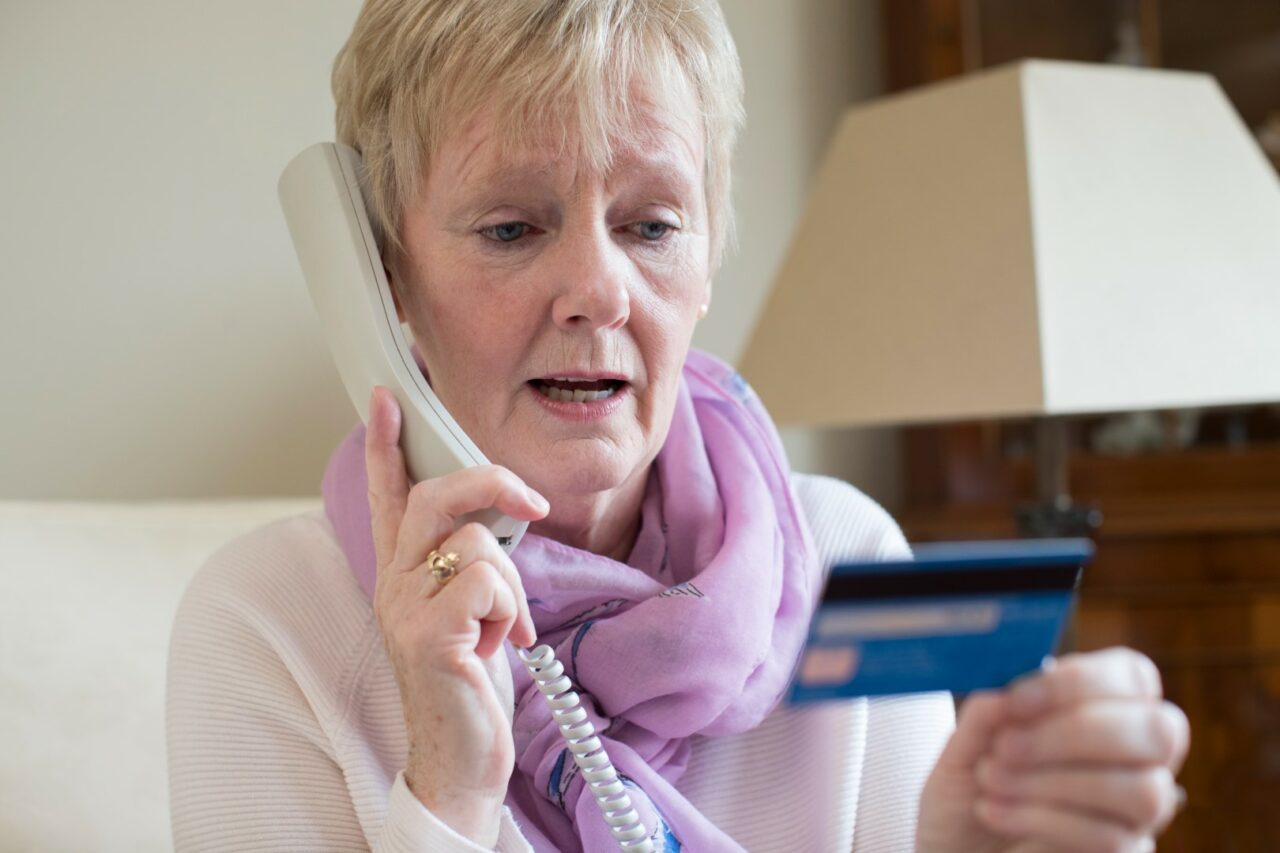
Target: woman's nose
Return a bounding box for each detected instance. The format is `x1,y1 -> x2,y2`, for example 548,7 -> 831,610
549,226 -> 630,333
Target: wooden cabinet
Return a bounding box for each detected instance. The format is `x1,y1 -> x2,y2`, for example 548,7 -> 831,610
1072,517 -> 1280,852
882,0 -> 1280,169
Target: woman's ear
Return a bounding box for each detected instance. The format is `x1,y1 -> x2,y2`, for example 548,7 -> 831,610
697,281 -> 712,320
382,259 -> 407,324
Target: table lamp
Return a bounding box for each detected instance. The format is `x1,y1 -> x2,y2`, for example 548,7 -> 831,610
739,59 -> 1280,536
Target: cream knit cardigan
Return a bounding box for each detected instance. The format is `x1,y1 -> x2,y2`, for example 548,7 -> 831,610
166,474 -> 956,852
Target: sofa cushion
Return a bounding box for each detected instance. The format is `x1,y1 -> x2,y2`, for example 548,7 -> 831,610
0,499 -> 320,852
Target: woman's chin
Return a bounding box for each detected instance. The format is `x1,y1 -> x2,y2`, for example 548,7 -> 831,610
489,393 -> 655,500
516,440 -> 644,499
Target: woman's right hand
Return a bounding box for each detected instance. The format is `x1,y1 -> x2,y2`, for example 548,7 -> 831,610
364,386 -> 548,846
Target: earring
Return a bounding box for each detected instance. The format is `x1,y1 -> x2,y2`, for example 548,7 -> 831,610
697,303 -> 709,320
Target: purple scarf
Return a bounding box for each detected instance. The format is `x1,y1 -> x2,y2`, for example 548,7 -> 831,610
322,347 -> 822,851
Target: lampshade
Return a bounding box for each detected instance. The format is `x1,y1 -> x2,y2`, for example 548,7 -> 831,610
738,59 -> 1280,428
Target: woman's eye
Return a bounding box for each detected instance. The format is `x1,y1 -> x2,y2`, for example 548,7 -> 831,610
480,222 -> 529,243
632,220 -> 674,241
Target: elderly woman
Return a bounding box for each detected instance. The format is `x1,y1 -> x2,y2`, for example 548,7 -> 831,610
166,1 -> 1189,850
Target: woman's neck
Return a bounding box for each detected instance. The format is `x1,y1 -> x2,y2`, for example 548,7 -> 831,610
526,467 -> 648,562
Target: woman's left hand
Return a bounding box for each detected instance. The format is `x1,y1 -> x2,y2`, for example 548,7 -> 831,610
916,646 -> 1190,853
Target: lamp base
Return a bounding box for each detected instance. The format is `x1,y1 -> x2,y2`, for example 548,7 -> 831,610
1015,495 -> 1103,539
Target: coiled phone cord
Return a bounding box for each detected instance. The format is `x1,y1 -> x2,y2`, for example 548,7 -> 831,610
517,645 -> 655,852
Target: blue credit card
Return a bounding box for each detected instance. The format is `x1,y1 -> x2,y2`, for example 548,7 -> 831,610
787,539 -> 1092,702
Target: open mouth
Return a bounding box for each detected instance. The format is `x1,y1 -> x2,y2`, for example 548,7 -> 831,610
530,377 -> 627,403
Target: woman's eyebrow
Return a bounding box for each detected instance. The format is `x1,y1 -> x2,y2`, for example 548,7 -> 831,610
608,154 -> 701,202
442,167 -> 560,226
441,148 -> 701,225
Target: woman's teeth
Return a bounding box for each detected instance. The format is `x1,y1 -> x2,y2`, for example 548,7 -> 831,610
534,379 -> 620,402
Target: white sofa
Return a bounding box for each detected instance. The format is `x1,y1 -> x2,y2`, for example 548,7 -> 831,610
0,499 -> 320,852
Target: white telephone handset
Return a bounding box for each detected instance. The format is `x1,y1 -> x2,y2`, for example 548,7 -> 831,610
276,142 -> 525,550
278,142 -> 654,852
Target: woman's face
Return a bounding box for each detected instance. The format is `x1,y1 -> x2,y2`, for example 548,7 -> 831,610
392,72 -> 711,502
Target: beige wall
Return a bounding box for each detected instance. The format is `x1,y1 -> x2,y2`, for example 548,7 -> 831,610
1,0 -> 899,506
711,0 -> 901,506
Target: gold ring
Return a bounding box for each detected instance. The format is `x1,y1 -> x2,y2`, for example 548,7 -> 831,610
426,550 -> 461,585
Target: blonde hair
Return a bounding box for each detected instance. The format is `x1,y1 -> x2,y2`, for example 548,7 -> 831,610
331,0 -> 744,280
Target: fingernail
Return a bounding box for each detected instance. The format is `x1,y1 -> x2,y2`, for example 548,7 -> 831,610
1009,677 -> 1050,716
527,487 -> 549,511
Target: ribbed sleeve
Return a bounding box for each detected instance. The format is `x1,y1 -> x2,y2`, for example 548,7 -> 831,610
381,772 -> 533,852
789,478 -> 957,852
799,475 -> 955,852
165,517 -> 369,851
853,695 -> 955,852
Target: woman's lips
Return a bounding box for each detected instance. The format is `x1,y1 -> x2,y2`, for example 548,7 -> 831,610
533,377 -> 624,402
527,380 -> 630,421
